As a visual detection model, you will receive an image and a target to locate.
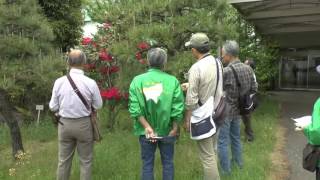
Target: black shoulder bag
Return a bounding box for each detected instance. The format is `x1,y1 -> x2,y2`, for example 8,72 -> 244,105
303,143 -> 320,172
230,65 -> 257,115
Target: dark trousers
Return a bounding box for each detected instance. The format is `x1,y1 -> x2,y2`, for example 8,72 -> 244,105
242,114 -> 254,139
139,136 -> 176,180
317,167 -> 320,180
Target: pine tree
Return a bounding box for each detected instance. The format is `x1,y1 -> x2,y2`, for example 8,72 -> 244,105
0,0 -> 54,60
38,0 -> 84,51
0,0 -> 55,158
87,0 -> 238,87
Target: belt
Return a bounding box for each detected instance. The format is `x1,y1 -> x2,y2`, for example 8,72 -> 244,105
61,116 -> 90,120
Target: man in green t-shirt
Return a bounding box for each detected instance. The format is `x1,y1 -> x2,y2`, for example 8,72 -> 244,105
129,48 -> 185,180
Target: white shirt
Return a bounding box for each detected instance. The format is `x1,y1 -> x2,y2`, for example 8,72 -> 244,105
49,68 -> 103,118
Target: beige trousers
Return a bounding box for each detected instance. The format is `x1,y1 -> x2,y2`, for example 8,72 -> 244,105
57,117 -> 93,180
197,135 -> 220,180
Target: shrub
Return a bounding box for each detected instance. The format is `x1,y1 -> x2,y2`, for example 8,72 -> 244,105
0,53 -> 65,121
0,0 -> 54,59
86,0 -> 238,87
80,23 -> 128,130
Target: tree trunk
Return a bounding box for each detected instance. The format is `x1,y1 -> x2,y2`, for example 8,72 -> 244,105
6,117 -> 24,157
0,89 -> 24,158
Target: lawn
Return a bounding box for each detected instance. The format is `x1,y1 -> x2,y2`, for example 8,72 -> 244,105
0,97 -> 279,180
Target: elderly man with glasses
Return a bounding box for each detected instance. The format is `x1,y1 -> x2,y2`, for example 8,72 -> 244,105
218,41 -> 258,175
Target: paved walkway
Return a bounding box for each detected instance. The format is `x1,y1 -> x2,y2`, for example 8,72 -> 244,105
270,91 -> 318,180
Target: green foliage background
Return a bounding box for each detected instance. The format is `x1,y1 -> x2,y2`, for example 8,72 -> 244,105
38,0 -> 84,51
0,0 -> 54,59
0,0 -> 280,122
87,0 -> 279,91
0,0 -> 65,120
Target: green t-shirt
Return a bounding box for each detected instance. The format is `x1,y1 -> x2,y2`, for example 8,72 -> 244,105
129,68 -> 185,136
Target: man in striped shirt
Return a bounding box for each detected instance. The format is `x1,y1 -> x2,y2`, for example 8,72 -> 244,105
218,41 -> 258,175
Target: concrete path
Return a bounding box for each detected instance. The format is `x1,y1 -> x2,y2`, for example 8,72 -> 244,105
270,91 -> 318,180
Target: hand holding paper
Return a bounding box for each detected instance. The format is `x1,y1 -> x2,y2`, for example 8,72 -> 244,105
291,116 -> 312,131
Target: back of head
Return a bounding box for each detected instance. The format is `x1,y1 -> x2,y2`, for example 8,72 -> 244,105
67,50 -> 87,67
147,48 -> 167,69
223,40 -> 239,57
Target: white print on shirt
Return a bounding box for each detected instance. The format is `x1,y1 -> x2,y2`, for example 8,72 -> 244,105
143,83 -> 163,104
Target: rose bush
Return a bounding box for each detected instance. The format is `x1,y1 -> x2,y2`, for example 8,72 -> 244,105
80,23 -> 128,130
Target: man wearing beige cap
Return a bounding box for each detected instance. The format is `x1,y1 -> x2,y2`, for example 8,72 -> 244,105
184,33 -> 223,180
49,49 -> 103,180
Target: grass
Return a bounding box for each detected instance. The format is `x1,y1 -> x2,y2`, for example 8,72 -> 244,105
0,97 -> 279,180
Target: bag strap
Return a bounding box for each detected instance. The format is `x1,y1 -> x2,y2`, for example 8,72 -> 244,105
213,58 -> 222,99
197,55 -> 221,107
230,65 -> 241,97
230,65 -> 241,88
66,74 -> 91,111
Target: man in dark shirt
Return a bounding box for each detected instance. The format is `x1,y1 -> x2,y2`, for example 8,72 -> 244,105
243,59 -> 257,142
218,41 -> 258,175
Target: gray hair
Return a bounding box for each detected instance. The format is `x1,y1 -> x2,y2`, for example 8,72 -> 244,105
147,48 -> 167,68
67,50 -> 87,66
223,40 -> 239,57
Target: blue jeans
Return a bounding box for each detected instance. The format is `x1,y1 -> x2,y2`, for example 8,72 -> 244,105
217,116 -> 243,174
139,136 -> 176,180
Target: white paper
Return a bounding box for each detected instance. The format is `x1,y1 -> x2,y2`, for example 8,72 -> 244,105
291,116 -> 312,129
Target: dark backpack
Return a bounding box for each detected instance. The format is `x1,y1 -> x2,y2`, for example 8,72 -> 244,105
303,143 -> 320,172
230,65 -> 258,115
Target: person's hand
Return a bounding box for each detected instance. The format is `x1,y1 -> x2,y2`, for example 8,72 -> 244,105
294,122 -> 308,131
169,127 -> 178,137
181,83 -> 189,92
295,126 -> 303,131
145,127 -> 157,143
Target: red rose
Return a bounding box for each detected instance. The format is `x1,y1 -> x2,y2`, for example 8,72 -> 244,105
139,59 -> 147,65
103,22 -> 112,29
92,42 -> 98,48
99,66 -> 120,75
135,52 -> 142,60
83,64 -> 96,70
99,50 -> 113,62
99,67 -> 109,75
137,42 -> 150,50
110,66 -> 120,73
122,92 -> 129,100
100,87 -> 122,101
100,89 -> 109,100
82,37 -> 92,45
